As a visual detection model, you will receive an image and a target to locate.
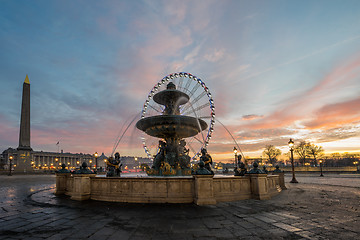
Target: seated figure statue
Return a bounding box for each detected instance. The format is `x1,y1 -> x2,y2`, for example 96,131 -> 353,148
235,159 -> 247,176
106,152 -> 122,177
178,140 -> 190,169
194,160 -> 212,175
200,148 -> 213,174
153,140 -> 166,170
234,155 -> 245,176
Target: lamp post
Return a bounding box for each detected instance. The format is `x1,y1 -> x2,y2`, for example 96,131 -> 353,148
319,159 -> 324,177
288,139 -> 298,183
233,147 -> 237,169
353,161 -> 359,172
8,156 -> 13,176
94,152 -> 98,173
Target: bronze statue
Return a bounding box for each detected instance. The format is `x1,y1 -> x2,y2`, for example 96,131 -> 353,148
234,155 -> 246,176
75,162 -> 94,174
106,152 -> 122,177
194,160 -> 212,175
200,148 -> 213,174
178,140 -> 190,169
153,140 -> 166,170
235,158 -> 247,176
56,163 -> 70,173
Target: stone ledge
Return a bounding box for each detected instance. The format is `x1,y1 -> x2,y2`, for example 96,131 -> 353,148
56,173 -> 284,205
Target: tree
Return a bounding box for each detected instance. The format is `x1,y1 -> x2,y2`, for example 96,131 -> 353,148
308,144 -> 324,166
262,145 -> 281,165
342,152 -> 359,166
295,141 -> 311,166
330,153 -> 341,167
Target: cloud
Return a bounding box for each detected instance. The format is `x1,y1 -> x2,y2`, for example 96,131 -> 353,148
31,115 -> 145,156
314,125 -> 360,143
3,0 -> 360,160
241,54 -> 360,130
242,114 -> 263,120
0,114 -> 18,150
204,48 -> 225,62
241,35 -> 360,82
304,96 -> 360,129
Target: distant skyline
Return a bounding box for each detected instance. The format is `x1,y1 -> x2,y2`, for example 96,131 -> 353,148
1,0 -> 360,162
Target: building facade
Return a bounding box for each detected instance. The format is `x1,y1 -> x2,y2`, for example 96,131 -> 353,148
1,148 -> 95,172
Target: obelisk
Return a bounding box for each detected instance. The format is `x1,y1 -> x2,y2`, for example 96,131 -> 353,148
16,75 -> 33,172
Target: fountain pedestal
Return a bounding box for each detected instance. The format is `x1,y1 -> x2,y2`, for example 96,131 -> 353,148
70,174 -> 96,201
54,173 -> 71,195
248,174 -> 271,200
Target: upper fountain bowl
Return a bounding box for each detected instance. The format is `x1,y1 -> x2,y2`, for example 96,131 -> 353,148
153,89 -> 189,106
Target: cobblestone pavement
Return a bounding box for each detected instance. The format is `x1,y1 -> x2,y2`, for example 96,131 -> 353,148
0,174 -> 359,240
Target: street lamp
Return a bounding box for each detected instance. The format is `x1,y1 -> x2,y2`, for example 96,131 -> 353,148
319,159 -> 324,177
353,161 -> 359,172
288,139 -> 298,183
233,147 -> 237,169
8,155 -> 13,176
94,152 -> 98,173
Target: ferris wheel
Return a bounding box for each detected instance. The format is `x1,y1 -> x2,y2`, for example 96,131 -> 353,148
140,72 -> 215,160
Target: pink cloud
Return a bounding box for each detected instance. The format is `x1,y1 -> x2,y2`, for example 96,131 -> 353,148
241,54 -> 360,130
31,116 -> 143,156
242,114 -> 263,121
304,96 -> 360,129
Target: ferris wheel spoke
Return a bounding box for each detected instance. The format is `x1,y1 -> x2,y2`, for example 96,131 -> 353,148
187,144 -> 198,158
184,78 -> 192,93
186,138 -> 200,150
178,76 -> 184,90
193,136 -> 205,144
189,83 -> 201,97
192,91 -> 207,104
182,102 -> 210,115
173,77 -> 178,87
181,91 -> 207,113
148,104 -> 163,113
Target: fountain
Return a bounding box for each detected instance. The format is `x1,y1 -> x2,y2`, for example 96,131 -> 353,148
136,82 -> 207,176
55,72 -> 285,205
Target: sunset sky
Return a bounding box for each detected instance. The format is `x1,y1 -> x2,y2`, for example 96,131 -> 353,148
1,0 -> 360,162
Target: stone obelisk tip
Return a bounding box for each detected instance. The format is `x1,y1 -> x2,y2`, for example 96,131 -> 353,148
24,74 -> 30,84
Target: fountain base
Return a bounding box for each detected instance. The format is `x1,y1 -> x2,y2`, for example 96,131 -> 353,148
55,173 -> 284,205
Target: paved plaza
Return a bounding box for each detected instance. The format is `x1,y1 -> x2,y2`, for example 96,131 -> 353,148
0,173 -> 359,240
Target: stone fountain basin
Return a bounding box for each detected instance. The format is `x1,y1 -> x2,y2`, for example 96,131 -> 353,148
55,173 -> 285,205
136,115 -> 208,139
